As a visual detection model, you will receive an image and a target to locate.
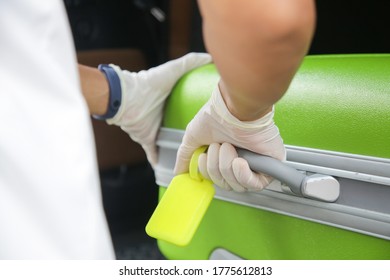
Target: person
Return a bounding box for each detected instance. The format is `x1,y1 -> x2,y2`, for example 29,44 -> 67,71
176,0 -> 316,191
0,0 -> 315,259
78,53 -> 211,166
0,1 -> 210,259
84,0 -> 316,193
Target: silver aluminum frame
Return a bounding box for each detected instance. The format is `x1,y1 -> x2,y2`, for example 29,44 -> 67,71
154,127 -> 390,241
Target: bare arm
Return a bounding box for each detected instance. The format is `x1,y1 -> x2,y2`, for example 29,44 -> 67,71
198,0 -> 316,121
78,64 -> 109,116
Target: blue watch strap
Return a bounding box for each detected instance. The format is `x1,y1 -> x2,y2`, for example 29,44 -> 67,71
92,64 -> 122,120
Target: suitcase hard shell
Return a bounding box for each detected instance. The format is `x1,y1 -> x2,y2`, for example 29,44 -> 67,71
153,54 -> 390,259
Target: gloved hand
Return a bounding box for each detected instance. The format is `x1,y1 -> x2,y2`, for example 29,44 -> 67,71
107,53 -> 212,166
174,85 -> 286,192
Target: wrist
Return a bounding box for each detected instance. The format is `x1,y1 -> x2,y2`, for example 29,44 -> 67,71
92,64 -> 122,120
218,81 -> 272,121
211,85 -> 274,130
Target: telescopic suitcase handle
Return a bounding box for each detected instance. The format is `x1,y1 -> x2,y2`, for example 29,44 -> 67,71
237,149 -> 340,202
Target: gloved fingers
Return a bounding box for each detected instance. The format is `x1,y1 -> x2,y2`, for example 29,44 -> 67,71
175,52 -> 212,73
206,143 -> 232,191
232,157 -> 273,191
174,144 -> 194,175
198,153 -> 211,181
107,53 -> 211,127
219,143 -> 246,192
146,53 -> 212,90
199,142 -> 273,192
174,132 -> 202,175
198,144 -> 243,191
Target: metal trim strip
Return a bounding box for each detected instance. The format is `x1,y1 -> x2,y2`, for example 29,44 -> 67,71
155,127 -> 390,240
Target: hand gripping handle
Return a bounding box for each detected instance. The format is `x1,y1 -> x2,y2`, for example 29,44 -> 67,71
237,149 -> 340,202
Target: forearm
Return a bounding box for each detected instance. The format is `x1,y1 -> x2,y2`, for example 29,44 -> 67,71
78,64 -> 110,116
198,0 -> 316,121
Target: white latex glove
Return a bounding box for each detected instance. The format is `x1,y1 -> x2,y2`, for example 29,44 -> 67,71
107,53 -> 212,166
174,85 -> 286,192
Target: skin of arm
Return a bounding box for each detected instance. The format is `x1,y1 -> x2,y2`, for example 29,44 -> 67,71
78,64 -> 110,116
78,0 -> 315,121
198,0 -> 316,121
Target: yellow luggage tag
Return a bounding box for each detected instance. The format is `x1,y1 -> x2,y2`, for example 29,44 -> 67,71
145,146 -> 215,246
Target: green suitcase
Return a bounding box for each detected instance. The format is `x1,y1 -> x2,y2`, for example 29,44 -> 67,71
152,54 -> 390,259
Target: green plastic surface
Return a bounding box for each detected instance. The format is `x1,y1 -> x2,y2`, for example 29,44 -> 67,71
159,55 -> 390,259
157,188 -> 390,260
164,54 -> 390,158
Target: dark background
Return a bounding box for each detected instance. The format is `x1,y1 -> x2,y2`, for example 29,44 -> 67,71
63,0 -> 390,259
65,0 -> 390,64
310,1 -> 390,54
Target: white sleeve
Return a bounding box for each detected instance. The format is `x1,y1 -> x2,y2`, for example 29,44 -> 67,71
0,0 -> 115,259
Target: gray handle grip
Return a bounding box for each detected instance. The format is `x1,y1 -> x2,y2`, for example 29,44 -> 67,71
237,149 -> 340,202
237,149 -> 304,196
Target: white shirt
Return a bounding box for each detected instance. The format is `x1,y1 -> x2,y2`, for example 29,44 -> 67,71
0,0 -> 115,259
